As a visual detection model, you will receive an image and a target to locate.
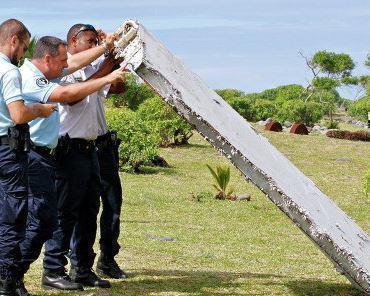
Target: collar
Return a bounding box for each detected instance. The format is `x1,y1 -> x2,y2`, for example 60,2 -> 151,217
22,58 -> 47,78
0,52 -> 11,63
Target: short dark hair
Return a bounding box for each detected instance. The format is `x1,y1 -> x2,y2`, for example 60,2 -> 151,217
33,36 -> 67,59
67,23 -> 97,45
0,19 -> 31,45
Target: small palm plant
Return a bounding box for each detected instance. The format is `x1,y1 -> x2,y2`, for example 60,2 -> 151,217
206,164 -> 235,200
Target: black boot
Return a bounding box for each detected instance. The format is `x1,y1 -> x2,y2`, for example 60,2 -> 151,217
96,254 -> 128,279
0,278 -> 16,296
42,269 -> 83,291
14,277 -> 29,296
70,265 -> 110,288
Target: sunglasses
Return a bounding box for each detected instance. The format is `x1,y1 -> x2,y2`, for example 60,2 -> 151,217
74,24 -> 97,38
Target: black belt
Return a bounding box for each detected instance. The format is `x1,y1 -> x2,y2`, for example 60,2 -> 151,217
31,144 -> 56,156
70,138 -> 96,153
0,135 -> 9,145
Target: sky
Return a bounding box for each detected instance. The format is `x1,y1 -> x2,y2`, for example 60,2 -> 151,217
1,0 -> 369,99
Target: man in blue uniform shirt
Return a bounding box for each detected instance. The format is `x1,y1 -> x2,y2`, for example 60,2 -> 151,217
0,19 -> 55,296
43,24 -> 128,291
18,35 -> 125,294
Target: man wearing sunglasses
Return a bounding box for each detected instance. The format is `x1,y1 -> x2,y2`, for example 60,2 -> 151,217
67,26 -> 128,282
41,24 -> 127,291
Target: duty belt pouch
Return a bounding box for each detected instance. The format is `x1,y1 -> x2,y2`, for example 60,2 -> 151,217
109,130 -> 121,168
8,123 -> 31,152
55,134 -> 71,163
109,130 -> 121,147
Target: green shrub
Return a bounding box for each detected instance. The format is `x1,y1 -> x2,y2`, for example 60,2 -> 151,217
108,75 -> 156,110
253,99 -> 277,121
227,97 -> 255,121
348,96 -> 370,122
276,100 -> 324,126
215,89 -> 245,101
323,120 -> 339,129
137,96 -> 193,146
275,84 -> 306,103
106,107 -> 160,171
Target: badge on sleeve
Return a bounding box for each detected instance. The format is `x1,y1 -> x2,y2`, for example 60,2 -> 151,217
36,77 -> 49,87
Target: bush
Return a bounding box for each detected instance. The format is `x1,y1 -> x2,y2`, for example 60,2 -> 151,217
106,107 -> 160,171
216,89 -> 245,101
323,120 -> 339,129
227,97 -> 255,121
348,96 -> 370,122
108,75 -> 156,110
253,99 -> 277,121
276,100 -> 324,126
326,130 -> 370,142
137,96 -> 193,146
275,84 -> 306,103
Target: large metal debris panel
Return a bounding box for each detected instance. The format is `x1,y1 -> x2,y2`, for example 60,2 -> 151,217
120,21 -> 370,293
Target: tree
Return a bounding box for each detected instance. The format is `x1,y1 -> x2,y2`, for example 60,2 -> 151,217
365,55 -> 370,67
216,89 -> 245,101
18,37 -> 37,66
300,50 -> 355,123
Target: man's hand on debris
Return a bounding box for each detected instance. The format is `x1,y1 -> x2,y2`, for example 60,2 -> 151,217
98,30 -> 118,52
106,67 -> 128,84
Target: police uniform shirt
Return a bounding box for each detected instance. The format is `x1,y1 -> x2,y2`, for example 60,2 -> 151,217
0,52 -> 24,136
19,59 -> 60,148
91,56 -> 109,136
58,56 -> 106,140
96,82 -> 110,136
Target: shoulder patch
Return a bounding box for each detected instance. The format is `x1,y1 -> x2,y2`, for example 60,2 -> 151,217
36,77 -> 49,87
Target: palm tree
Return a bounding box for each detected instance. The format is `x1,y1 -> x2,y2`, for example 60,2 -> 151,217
19,36 -> 37,66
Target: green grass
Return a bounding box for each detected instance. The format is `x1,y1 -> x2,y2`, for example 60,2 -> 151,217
26,129 -> 370,296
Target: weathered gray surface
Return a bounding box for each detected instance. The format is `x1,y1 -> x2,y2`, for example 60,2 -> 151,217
117,21 -> 370,293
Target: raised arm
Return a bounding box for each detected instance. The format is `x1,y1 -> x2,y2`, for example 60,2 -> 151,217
65,33 -> 117,75
88,56 -> 126,94
48,67 -> 126,105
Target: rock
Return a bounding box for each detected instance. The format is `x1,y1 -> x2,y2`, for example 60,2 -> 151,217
237,194 -> 251,201
265,118 -> 273,124
335,157 -> 352,162
147,235 -> 176,242
284,120 -> 292,128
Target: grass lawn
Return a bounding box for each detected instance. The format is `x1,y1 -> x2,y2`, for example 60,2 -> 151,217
26,128 -> 370,296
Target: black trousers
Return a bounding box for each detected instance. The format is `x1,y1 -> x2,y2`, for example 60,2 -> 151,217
43,146 -> 101,270
19,149 -> 58,274
0,145 -> 28,279
97,141 -> 122,258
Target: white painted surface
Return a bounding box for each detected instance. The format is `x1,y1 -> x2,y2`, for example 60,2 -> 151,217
118,21 -> 370,292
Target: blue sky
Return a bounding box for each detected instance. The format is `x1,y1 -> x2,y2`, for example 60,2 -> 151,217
2,0 -> 369,98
